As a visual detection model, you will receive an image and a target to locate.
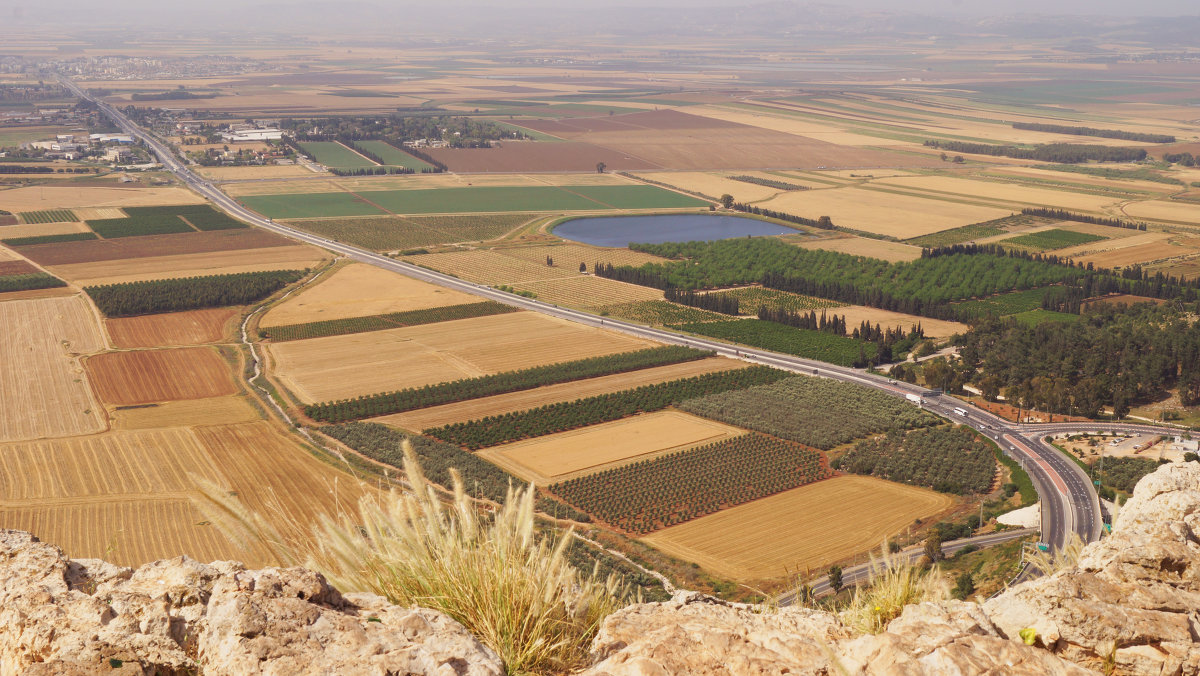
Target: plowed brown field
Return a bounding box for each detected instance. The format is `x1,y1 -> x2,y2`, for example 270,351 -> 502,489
0,295 -> 107,442
88,347 -> 238,405
106,308 -> 240,348
268,311 -> 654,403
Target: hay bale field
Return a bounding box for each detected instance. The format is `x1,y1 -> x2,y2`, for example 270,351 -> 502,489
373,357 -> 747,431
641,475 -> 953,581
0,295 -> 107,442
760,187 -> 1011,238
87,347 -> 239,406
479,411 -> 745,485
260,263 -> 478,327
106,308 -> 240,348
267,311 -> 655,403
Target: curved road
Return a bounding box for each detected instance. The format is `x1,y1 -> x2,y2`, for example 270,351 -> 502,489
66,78 -> 1180,569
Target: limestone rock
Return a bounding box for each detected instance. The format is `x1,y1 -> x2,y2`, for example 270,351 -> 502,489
0,531 -> 503,676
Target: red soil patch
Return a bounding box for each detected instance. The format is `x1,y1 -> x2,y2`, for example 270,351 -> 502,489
13,230 -> 293,266
87,347 -> 238,405
106,308 -> 240,349
965,397 -> 1091,424
0,215 -> 18,227
0,260 -> 39,276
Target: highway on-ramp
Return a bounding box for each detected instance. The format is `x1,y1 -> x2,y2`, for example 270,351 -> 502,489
65,78 -> 1181,593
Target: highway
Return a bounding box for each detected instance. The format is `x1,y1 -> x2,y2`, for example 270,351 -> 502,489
65,78 -> 1182,589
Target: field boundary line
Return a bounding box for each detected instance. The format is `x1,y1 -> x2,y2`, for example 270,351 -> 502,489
574,531 -> 677,595
337,140 -> 382,167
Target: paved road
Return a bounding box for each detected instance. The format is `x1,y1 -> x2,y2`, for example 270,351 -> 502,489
776,528 -> 1037,603
65,78 -> 1181,579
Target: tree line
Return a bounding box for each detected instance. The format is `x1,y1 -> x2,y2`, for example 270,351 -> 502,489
1011,122 -> 1174,144
730,202 -> 834,230
1020,207 -> 1147,232
664,287 -> 740,315
85,270 -> 305,317
923,140 -> 1147,163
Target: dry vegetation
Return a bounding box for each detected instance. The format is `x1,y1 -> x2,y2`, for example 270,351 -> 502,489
0,295 -> 107,442
0,186 -> 205,211
511,275 -> 662,308
479,411 -> 745,484
87,347 -> 239,406
48,245 -> 329,286
641,475 -> 953,581
267,311 -> 653,403
110,396 -> 262,430
760,187 -> 1011,238
106,308 -> 240,348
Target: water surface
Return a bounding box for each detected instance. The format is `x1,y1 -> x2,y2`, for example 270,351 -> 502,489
554,214 -> 795,248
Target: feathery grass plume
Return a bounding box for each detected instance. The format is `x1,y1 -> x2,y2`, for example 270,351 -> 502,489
839,541 -> 948,634
1026,532 -> 1085,576
203,442 -> 629,675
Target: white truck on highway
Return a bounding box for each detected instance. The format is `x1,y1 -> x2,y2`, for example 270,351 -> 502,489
905,393 -> 924,406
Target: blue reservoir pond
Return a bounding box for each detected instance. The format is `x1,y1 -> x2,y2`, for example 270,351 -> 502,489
552,214 -> 796,248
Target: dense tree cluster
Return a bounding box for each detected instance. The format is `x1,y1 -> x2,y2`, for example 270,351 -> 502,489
85,270 -> 305,317
281,115 -> 520,149
674,319 -> 877,366
1011,122 -> 1174,144
835,426 -> 998,495
263,301 -> 516,343
428,366 -> 790,449
0,165 -> 94,174
549,434 -> 829,534
2,232 -> 97,246
664,287 -> 740,315
304,345 -> 711,423
923,140 -> 1147,163
679,375 -> 939,450
1163,152 -> 1195,166
1020,207 -> 1147,232
0,272 -> 67,293
758,307 -> 849,336
960,304 -> 1200,417
1091,456 -> 1161,493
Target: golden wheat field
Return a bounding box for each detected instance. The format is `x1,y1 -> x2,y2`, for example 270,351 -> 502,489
0,295 -> 107,442
0,221 -> 90,239
110,396 -> 262,430
1123,199 -> 1200,225
496,243 -> 668,269
259,263 -> 477,327
759,187 -> 1011,238
401,249 -> 584,286
632,171 -> 784,201
87,347 -> 239,406
641,475 -> 954,581
106,308 -> 240,349
480,412 -> 745,484
512,275 -> 663,308
794,235 -> 924,262
267,311 -> 655,403
375,357 -> 747,431
0,186 -> 205,211
875,176 -> 1124,212
48,245 -> 330,287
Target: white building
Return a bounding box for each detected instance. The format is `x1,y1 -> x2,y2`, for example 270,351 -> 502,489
220,129 -> 282,143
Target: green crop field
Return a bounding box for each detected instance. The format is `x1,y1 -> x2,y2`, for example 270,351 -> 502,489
19,209 -> 77,224
566,185 -> 708,209
953,287 -> 1053,319
352,141 -> 435,170
2,232 -> 98,246
1001,228 -> 1107,251
299,141 -> 378,170
122,205 -> 247,232
242,192 -> 388,219
600,300 -> 729,326
1010,309 -> 1081,326
672,319 -> 875,367
286,213 -> 534,250
86,213 -> 195,238
359,186 -> 608,214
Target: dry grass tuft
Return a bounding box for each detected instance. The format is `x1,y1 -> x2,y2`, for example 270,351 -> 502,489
839,542 -> 949,634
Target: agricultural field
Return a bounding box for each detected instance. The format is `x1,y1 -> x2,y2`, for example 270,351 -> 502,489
834,305 -> 968,339
631,171 -> 783,202
680,375 -> 938,450
0,186 -> 205,211
793,235 -> 924,263
674,319 -> 874,367
550,432 -> 829,534
481,411 -> 743,484
0,295 -> 107,442
239,192 -> 387,219
374,357 -> 747,431
420,141 -> 657,173
759,187 -> 1011,238
402,249 -> 580,285
874,175 -> 1126,212
299,141 -> 378,170
497,243 -> 668,270
352,140 -> 435,170
19,209 -> 77,224
1124,199 -> 1200,225
260,263 -> 478,327
266,311 -> 654,403
85,270 -> 305,317
1000,228 -> 1107,251
706,286 -> 844,315
905,215 -> 1045,248
262,301 -> 517,342
110,395 -> 262,430
598,299 -> 730,326
13,229 -> 297,266
86,214 -> 194,238
511,276 -> 662,308
195,165 -> 317,180
952,287 -> 1055,319
641,476 -> 954,581
286,213 -> 534,250
837,425 -> 999,495
0,221 -> 91,241
86,347 -> 239,405
48,245 -> 328,287
105,308 -> 240,348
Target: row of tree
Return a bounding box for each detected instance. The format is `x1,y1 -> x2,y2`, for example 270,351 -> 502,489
1011,122 -> 1174,144
923,140 -> 1147,163
1020,207 -> 1147,231
85,270 -> 305,317
664,287 -> 740,315
729,202 -> 834,230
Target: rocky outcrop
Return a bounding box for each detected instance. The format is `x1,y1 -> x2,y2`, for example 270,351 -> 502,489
0,531 -> 503,675
585,462 -> 1200,676
1,463 -> 1197,675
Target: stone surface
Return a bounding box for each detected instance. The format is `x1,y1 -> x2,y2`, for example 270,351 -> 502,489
0,531 -> 502,676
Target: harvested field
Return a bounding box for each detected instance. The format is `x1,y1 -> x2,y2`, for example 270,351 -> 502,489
1123,199 -> 1200,225
0,295 -> 106,442
835,305 -> 968,338
0,221 -> 90,240
424,141 -> 658,173
106,308 -> 240,348
0,500 -> 247,569
404,249 -> 583,285
14,229 -> 295,266
260,263 -> 477,327
374,357 -> 747,431
267,311 -> 654,403
0,186 -> 204,211
760,187 -> 1011,238
111,396 -> 262,430
641,475 -> 953,581
512,275 -> 663,308
794,235 -> 923,262
632,171 -> 785,202
47,246 -> 328,287
496,243 -> 667,269
1081,294 -> 1167,309
1072,236 -> 1199,269
480,411 -> 744,484
87,347 -> 239,406
196,165 -> 318,180
875,176 -> 1123,212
